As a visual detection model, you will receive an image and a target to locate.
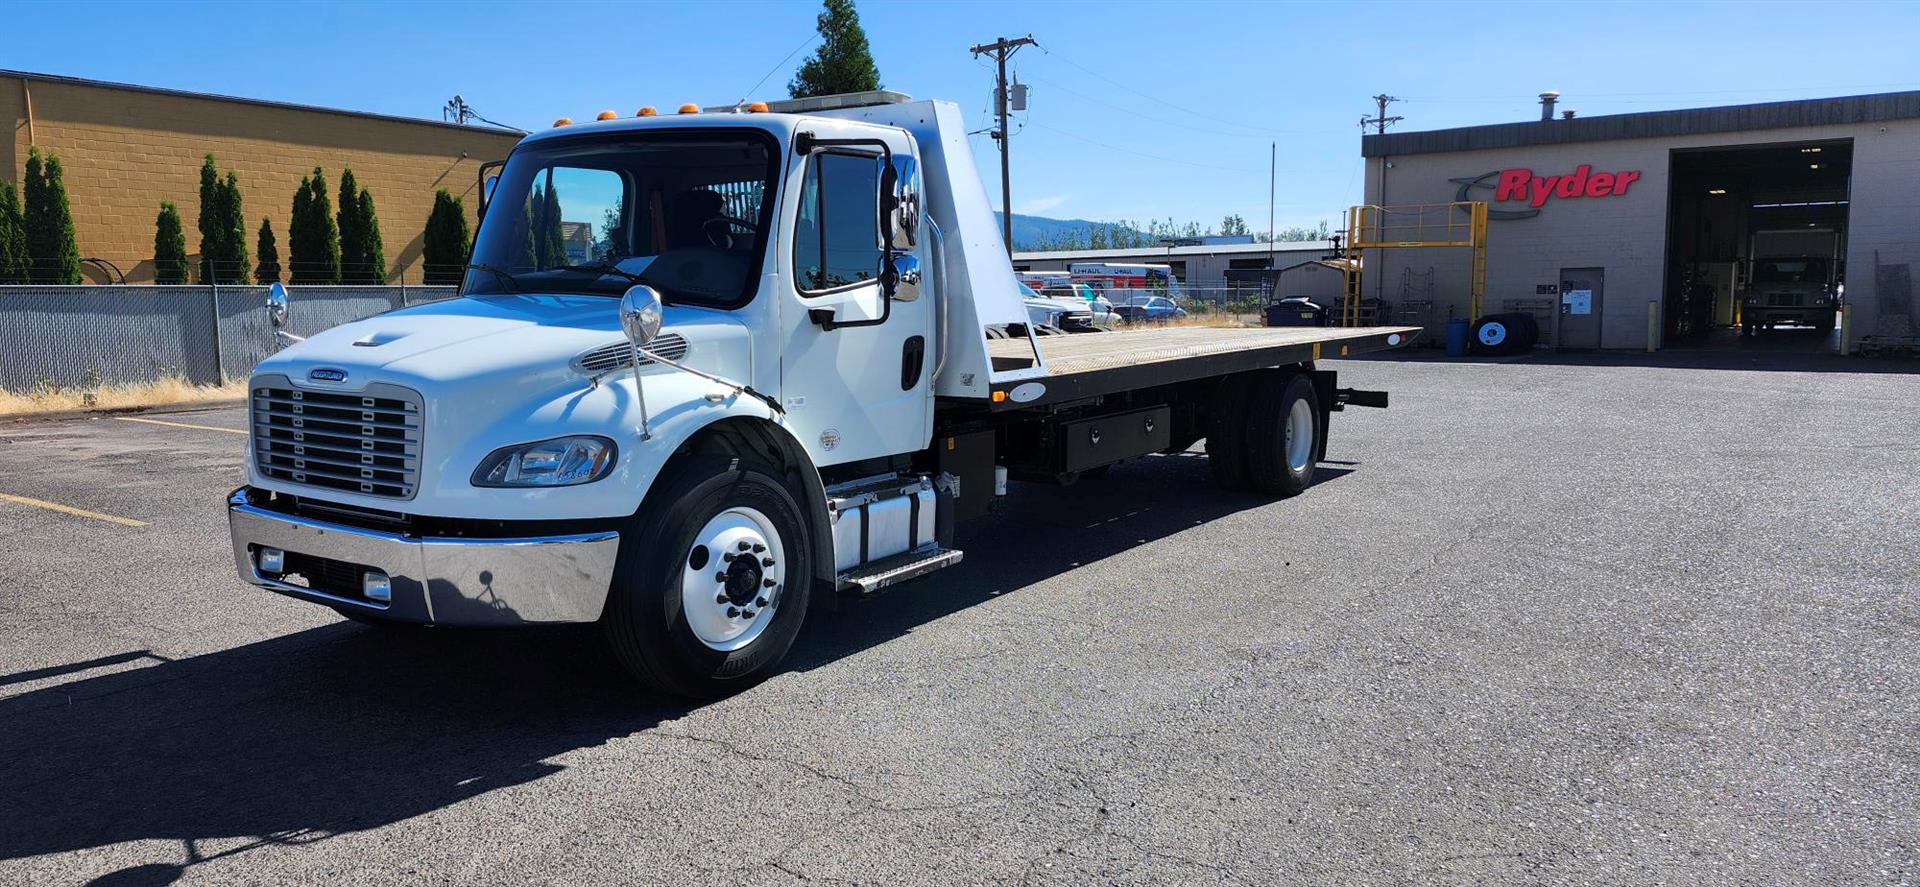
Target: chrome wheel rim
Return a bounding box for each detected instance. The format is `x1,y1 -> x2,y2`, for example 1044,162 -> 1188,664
1285,398 -> 1314,473
680,506 -> 784,651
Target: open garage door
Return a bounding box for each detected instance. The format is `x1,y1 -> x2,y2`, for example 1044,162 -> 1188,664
1664,140 -> 1851,354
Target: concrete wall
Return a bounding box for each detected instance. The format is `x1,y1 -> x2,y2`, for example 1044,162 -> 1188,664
2,73 -> 520,284
0,285 -> 454,391
1362,118 -> 1920,348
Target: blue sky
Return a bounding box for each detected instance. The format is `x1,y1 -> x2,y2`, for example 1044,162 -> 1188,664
11,0 -> 1919,232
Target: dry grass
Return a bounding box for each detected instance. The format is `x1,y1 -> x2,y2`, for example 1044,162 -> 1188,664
0,375 -> 245,417
1156,312 -> 1262,329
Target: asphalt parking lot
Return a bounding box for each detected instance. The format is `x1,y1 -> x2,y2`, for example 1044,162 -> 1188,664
2,354 -> 1916,885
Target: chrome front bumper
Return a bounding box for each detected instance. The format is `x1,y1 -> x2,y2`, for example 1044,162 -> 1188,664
227,488 -> 621,626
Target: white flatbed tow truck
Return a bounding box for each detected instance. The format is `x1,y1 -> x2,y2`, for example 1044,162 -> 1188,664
228,90 -> 1415,697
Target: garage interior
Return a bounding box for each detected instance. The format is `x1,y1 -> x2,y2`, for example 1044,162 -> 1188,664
1663,139 -> 1853,351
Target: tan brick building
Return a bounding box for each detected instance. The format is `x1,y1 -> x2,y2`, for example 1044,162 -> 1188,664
2,70 -> 523,283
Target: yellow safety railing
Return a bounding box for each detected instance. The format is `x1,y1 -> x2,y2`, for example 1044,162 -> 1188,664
1341,202 -> 1489,327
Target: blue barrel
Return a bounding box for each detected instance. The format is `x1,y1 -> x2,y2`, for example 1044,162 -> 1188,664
1445,318 -> 1470,356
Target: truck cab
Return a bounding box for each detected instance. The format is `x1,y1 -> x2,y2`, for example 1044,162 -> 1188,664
229,92 -> 1413,697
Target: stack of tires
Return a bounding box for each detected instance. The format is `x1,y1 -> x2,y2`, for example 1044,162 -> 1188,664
1469,313 -> 1539,356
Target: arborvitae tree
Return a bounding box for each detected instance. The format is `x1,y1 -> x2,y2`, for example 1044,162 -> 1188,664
0,180 -> 28,284
355,188 -> 386,283
197,155 -> 222,282
788,0 -> 882,98
337,168 -> 365,281
24,148 -> 81,284
154,202 -> 189,284
532,183 -> 565,268
221,170 -> 248,284
289,174 -> 312,279
255,217 -> 281,284
289,168 -> 340,284
421,189 -> 470,286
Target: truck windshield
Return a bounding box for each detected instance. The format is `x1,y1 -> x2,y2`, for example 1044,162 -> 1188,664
464,130 -> 778,307
1753,258 -> 1828,284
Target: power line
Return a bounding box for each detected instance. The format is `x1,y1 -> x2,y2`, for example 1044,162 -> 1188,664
1026,122 -> 1260,174
1033,45 -> 1305,137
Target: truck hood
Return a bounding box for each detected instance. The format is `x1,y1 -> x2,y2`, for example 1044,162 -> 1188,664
254,293 -> 753,391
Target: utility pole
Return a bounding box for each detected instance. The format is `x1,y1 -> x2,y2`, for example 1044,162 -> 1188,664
970,34 -> 1036,254
1360,93 -> 1402,136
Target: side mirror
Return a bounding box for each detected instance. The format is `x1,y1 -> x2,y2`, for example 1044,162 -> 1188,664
266,282 -> 290,329
888,254 -> 922,303
889,155 -> 920,249
482,174 -> 500,207
619,285 -> 664,349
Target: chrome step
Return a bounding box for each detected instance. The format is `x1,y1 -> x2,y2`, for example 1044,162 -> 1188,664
837,546 -> 963,595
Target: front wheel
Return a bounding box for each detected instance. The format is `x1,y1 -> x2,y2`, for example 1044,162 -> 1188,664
604,455 -> 813,698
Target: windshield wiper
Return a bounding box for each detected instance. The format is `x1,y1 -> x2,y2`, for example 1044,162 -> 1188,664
562,261 -> 646,286
464,262 -> 522,293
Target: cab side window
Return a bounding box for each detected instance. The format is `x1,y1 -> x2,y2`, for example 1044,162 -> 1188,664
795,153 -> 882,292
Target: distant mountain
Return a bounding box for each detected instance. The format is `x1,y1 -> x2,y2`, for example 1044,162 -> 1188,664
994,213 -> 1147,252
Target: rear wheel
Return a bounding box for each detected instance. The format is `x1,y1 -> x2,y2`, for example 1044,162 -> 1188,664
1244,373 -> 1320,497
604,455 -> 813,698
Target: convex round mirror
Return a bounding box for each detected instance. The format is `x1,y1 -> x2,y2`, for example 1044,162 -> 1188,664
266,282 -> 290,329
619,285 -> 664,349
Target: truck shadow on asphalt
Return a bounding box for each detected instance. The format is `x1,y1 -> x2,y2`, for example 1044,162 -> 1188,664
0,452 -> 1348,886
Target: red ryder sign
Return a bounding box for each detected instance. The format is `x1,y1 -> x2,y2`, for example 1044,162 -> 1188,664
1493,165 -> 1641,208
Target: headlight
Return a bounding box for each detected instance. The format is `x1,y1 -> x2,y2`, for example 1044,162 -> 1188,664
472,436 -> 617,487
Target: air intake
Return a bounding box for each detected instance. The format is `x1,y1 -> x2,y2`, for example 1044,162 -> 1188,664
571,332 -> 690,373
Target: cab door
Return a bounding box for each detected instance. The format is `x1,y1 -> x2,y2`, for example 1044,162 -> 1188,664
779,123 -> 929,467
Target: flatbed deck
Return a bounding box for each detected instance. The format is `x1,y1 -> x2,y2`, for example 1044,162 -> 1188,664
987,325 -> 1419,408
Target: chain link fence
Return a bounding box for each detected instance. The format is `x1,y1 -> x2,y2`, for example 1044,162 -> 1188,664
0,285 -> 455,393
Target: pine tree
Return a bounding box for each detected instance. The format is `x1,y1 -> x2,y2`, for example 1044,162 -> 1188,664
337,168 -> 364,282
788,0 -> 882,99
530,183 -> 566,268
154,202 -> 189,285
422,189 -> 470,286
24,148 -> 81,284
356,188 -> 386,283
255,217 -> 281,284
0,180 -> 27,284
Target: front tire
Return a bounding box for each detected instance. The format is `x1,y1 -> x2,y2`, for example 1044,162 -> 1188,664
604,455 -> 813,699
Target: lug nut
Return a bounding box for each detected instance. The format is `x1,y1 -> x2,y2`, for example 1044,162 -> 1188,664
756,596 -> 768,607
752,543 -> 766,553
737,540 -> 751,551
715,571 -> 728,582
761,557 -> 775,567
727,606 -> 739,618
716,594 -> 728,604
723,552 -> 736,562
742,609 -> 756,619
763,578 -> 776,588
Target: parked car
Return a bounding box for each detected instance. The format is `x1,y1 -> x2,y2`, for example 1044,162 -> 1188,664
1112,295 -> 1187,324
1019,281 -> 1100,333
1042,283 -> 1115,329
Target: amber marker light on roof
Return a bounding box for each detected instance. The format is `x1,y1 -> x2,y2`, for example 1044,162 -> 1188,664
596,110 -> 617,120
746,102 -> 770,113
636,107 -> 658,117
678,103 -> 700,114
552,117 -> 573,127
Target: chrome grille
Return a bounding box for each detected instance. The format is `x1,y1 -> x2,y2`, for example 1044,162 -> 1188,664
251,376 -> 423,500
572,333 -> 690,373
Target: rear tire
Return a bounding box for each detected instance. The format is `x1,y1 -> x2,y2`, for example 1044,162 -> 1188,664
1244,373 -> 1320,497
603,455 -> 813,699
1206,373 -> 1258,491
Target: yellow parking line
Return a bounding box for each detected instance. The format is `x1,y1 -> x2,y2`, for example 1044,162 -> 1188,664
114,416 -> 247,435
0,492 -> 148,527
